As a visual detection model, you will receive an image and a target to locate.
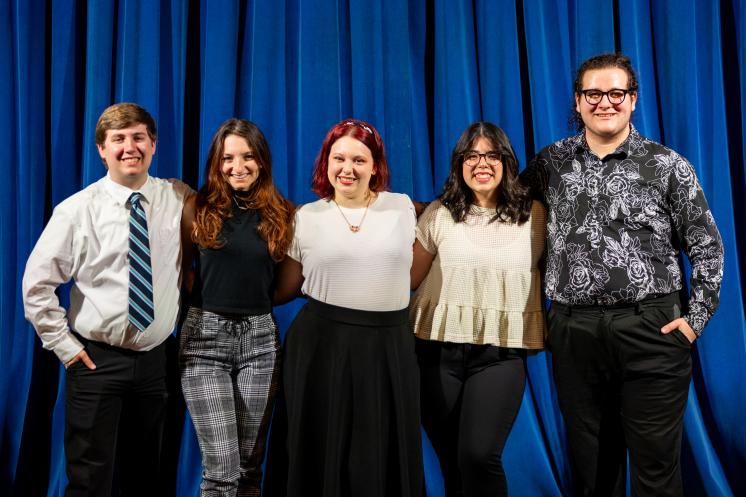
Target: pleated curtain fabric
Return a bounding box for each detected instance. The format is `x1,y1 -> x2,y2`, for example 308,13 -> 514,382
2,1 -> 745,496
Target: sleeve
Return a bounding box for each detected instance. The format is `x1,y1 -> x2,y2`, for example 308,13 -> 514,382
520,153 -> 550,204
530,200 -> 548,254
667,155 -> 724,335
415,200 -> 442,254
403,194 -> 417,238
21,208 -> 84,363
168,178 -> 196,202
287,207 -> 303,262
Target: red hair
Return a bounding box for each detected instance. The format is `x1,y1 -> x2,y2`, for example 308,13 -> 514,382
310,119 -> 390,198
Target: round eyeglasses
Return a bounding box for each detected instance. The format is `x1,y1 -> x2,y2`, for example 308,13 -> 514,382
580,89 -> 631,105
463,152 -> 501,167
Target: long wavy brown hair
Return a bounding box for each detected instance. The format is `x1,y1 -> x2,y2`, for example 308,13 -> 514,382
192,118 -> 294,261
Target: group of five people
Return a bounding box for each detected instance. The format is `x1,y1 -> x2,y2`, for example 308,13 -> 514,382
22,52 -> 723,497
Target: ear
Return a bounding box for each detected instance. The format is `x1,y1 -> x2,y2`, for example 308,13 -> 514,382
96,143 -> 106,159
630,92 -> 637,112
151,140 -> 157,155
575,93 -> 582,114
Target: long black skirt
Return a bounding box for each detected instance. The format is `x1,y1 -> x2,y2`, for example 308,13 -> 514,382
264,298 -> 423,497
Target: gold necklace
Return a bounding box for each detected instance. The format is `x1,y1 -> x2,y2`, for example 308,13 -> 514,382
333,194 -> 372,233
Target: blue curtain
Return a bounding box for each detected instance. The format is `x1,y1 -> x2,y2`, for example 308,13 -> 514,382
2,1 -> 744,495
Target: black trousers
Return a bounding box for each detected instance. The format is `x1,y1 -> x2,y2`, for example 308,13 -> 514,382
64,336 -> 169,497
548,293 -> 691,497
416,339 -> 526,497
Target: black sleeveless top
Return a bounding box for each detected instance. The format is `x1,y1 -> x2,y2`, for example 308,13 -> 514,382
191,202 -> 274,315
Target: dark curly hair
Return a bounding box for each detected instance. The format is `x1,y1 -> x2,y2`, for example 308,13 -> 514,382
570,53 -> 639,131
440,122 -> 531,225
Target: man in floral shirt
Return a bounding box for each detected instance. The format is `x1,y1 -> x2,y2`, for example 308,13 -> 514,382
522,53 -> 723,497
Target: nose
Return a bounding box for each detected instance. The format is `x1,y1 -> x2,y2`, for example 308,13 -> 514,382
597,94 -> 614,107
123,136 -> 137,151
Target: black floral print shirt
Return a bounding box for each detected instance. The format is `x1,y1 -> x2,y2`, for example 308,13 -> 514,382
522,125 -> 723,335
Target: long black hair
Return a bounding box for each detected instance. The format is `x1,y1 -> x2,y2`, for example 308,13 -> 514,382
440,122 -> 531,224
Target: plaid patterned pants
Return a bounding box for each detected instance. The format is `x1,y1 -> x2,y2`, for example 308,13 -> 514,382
180,307 -> 280,497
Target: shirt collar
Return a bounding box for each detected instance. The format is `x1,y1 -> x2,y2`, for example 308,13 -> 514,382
573,123 -> 642,158
103,173 -> 154,206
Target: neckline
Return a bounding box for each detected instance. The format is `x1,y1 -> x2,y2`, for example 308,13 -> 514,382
332,191 -> 383,210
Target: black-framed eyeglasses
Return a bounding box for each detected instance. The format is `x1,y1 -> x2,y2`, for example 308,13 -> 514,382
463,152 -> 501,167
579,89 -> 631,105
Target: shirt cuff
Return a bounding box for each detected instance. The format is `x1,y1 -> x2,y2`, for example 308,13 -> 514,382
52,333 -> 85,364
684,305 -> 708,336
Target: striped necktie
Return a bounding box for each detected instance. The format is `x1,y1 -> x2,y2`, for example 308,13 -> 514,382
128,192 -> 154,331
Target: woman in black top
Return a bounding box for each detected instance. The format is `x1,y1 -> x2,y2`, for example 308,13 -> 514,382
180,119 -> 294,497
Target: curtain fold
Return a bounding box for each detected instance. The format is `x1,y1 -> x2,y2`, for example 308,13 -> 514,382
2,1 -> 744,496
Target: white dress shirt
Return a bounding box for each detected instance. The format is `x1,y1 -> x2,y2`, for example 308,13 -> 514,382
22,174 -> 191,363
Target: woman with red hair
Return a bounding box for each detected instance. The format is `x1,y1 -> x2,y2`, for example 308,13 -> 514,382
271,119 -> 423,497
180,118 -> 294,496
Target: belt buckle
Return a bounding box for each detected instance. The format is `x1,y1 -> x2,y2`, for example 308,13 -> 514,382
596,295 -> 615,307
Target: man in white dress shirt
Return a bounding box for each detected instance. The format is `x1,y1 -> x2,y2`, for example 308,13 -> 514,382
22,103 -> 191,497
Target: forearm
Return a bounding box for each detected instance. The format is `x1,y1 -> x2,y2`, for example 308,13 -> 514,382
22,281 -> 83,363
272,256 -> 304,305
684,254 -> 723,335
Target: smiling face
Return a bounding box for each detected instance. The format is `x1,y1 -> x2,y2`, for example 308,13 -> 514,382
462,136 -> 503,207
576,67 -> 637,147
97,123 -> 156,189
326,135 -> 376,202
221,134 -> 260,191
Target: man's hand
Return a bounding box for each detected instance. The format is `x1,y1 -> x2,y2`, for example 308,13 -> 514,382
661,318 -> 697,343
64,350 -> 97,370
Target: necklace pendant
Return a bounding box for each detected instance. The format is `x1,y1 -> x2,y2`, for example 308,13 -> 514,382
349,225 -> 360,233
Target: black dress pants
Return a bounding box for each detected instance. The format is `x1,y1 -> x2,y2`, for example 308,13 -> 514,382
64,336 -> 169,497
416,339 -> 526,497
548,293 -> 691,497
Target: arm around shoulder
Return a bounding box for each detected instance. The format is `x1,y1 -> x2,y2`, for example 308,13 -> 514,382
180,194 -> 197,294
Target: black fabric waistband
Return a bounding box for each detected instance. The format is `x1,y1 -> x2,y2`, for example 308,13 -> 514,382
551,292 -> 680,316
71,331 -> 166,355
305,297 -> 409,327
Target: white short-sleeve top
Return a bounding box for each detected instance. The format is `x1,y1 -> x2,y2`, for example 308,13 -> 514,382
288,191 -> 416,311
409,200 -> 547,349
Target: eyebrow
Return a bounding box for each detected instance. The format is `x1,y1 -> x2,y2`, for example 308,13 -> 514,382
110,132 -> 147,138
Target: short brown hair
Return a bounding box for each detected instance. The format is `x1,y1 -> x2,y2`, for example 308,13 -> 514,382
95,103 -> 157,145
